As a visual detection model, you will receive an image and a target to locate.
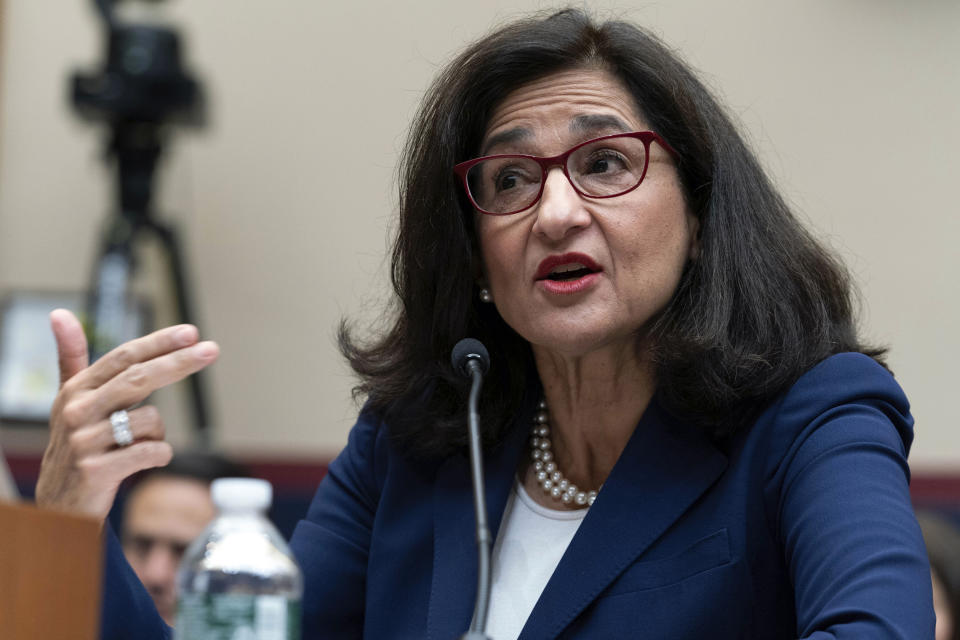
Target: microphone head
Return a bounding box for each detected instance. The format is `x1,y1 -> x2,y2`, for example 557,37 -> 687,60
451,338 -> 490,377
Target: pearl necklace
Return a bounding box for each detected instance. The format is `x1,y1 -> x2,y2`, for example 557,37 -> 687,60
530,399 -> 599,507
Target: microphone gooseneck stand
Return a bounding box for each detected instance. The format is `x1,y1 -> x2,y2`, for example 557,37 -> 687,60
451,339 -> 493,640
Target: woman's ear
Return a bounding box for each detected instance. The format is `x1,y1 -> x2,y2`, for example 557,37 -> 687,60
470,217 -> 494,301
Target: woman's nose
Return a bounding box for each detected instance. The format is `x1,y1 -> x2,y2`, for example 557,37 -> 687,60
532,167 -> 591,241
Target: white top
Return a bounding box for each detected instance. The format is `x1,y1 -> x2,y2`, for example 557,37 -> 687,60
211,477 -> 272,512
483,479 -> 588,640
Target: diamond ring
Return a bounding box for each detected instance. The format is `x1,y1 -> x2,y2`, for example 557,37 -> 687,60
110,410 -> 134,447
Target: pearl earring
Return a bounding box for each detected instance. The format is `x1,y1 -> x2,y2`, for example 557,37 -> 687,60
479,288 -> 493,303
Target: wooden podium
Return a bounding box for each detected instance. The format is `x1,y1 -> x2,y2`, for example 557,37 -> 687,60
0,500 -> 102,640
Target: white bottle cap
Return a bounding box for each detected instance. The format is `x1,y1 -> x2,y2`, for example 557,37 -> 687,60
211,478 -> 272,512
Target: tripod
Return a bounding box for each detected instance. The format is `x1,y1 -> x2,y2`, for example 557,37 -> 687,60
74,0 -> 211,445
87,122 -> 212,446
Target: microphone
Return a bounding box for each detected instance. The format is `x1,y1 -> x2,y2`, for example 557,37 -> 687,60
451,338 -> 490,378
451,338 -> 493,640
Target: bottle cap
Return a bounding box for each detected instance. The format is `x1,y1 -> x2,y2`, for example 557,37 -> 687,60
211,478 -> 272,512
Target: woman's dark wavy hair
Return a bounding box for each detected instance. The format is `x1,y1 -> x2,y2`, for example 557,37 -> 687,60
339,8 -> 885,459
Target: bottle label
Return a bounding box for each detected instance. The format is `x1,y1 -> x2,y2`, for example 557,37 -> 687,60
175,593 -> 301,640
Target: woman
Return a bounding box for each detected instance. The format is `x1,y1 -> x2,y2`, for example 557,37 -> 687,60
36,9 -> 933,639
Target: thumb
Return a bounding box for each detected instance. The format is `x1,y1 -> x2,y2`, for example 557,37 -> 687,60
51,309 -> 89,385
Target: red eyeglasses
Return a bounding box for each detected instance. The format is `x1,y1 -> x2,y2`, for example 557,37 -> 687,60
454,131 -> 677,216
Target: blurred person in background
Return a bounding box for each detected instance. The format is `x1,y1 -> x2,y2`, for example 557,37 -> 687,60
919,511 -> 960,640
119,451 -> 247,625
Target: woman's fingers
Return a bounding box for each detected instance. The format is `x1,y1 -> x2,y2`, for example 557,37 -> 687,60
56,341 -> 219,428
56,342 -> 220,431
76,323 -> 201,391
91,341 -> 219,418
38,319 -> 218,521
80,440 -> 175,491
66,405 -> 166,457
51,309 -> 89,385
38,440 -> 175,519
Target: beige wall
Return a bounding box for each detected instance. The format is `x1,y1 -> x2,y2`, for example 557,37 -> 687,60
1,1 -> 957,467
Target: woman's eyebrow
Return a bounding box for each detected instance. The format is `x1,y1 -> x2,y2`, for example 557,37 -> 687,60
480,114 -> 630,156
481,127 -> 531,155
570,114 -> 631,134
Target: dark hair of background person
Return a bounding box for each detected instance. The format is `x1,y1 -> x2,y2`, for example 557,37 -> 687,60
918,511 -> 960,640
338,8 -> 885,459
127,451 -> 250,490
110,451 -> 249,533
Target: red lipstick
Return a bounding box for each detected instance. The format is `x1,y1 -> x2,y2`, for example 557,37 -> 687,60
534,252 -> 603,295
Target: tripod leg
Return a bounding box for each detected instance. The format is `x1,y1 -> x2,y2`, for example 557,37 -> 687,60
151,221 -> 213,448
87,222 -> 137,361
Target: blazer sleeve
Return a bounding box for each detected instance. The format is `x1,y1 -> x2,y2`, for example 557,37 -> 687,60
100,524 -> 171,640
767,353 -> 935,639
289,408 -> 386,640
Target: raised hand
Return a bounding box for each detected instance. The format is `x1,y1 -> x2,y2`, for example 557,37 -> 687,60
35,309 -> 219,520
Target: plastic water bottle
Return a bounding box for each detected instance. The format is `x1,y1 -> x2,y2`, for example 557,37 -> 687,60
175,478 -> 303,639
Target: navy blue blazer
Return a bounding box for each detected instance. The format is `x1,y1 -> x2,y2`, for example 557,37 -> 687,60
100,353 -> 934,638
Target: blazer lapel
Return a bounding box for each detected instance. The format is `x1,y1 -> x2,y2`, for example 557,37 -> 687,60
427,398 -> 533,640
519,400 -> 728,640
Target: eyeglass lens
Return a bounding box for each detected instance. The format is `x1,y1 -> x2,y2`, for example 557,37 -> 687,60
466,135 -> 649,214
